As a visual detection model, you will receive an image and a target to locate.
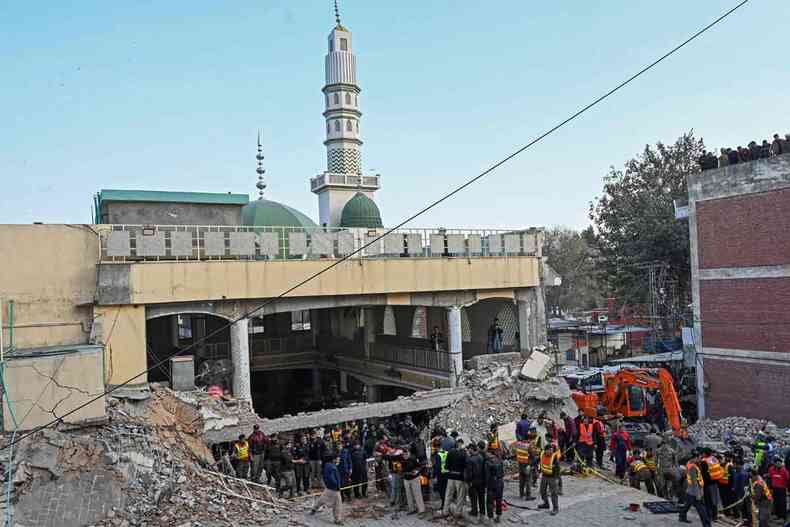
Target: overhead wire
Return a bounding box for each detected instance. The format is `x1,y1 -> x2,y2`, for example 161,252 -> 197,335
0,0 -> 750,453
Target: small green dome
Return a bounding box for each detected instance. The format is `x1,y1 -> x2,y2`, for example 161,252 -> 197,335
241,199 -> 317,228
340,192 -> 383,228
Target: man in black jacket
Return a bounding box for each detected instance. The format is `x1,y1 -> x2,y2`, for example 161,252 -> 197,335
442,439 -> 467,518
485,447 -> 505,523
465,443 -> 486,523
308,431 -> 326,489
350,442 -> 368,499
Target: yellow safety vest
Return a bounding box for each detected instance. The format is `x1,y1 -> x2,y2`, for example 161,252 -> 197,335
705,457 -> 724,481
488,432 -> 500,451
644,456 -> 657,472
631,460 -> 647,473
752,478 -> 773,503
540,452 -> 559,476
687,462 -> 704,488
514,442 -> 530,464
437,451 -> 448,474
720,463 -> 732,485
234,441 -> 250,461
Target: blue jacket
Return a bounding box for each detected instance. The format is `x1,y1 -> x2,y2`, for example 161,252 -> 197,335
516,419 -> 531,440
339,446 -> 353,476
323,462 -> 341,491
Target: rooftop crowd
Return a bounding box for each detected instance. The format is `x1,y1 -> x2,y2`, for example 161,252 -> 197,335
699,132 -> 790,171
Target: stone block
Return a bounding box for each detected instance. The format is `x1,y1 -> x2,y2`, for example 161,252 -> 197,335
170,356 -> 195,391
519,349 -> 553,381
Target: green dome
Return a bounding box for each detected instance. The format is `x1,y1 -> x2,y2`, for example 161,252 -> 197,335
241,199 -> 317,228
340,192 -> 383,228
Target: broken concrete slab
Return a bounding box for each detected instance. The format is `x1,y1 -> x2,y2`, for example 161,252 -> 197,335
519,349 -> 553,381
466,352 -> 523,370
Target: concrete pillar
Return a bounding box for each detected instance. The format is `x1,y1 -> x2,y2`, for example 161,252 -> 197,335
366,384 -> 379,403
170,315 -> 180,348
517,300 -> 530,354
535,286 -> 547,346
230,318 -> 252,401
447,306 -> 463,388
312,367 -> 322,397
340,371 -> 348,393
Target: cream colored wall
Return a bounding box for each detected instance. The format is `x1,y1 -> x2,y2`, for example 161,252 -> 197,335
125,257 -> 539,305
94,305 -> 147,386
0,224 -> 99,349
3,348 -> 105,431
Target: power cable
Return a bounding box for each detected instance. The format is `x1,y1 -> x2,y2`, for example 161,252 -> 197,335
0,0 -> 749,452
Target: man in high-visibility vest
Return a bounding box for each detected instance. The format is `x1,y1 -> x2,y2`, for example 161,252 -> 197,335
233,434 -> 251,480
700,448 -> 723,521
511,435 -> 534,500
627,449 -> 656,495
487,423 -> 501,454
750,466 -> 773,527
678,450 -> 712,527
577,415 -> 596,468
537,443 -> 561,515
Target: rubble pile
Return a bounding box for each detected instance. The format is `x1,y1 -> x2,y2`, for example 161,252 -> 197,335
689,416 -> 790,452
428,355 -> 577,443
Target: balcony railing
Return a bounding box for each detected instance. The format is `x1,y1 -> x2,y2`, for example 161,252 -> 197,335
99,224 -> 543,263
310,172 -> 380,192
369,343 -> 450,372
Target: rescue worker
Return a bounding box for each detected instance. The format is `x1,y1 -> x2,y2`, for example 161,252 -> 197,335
387,444 -> 406,509
592,414 -> 607,469
577,415 -> 595,468
279,441 -> 296,499
750,466 -> 773,527
487,423 -> 501,455
753,432 -> 769,475
435,445 -> 449,507
350,441 -> 368,499
527,428 -> 541,488
402,449 -> 426,516
628,449 -> 656,494
464,442 -> 486,523
718,451 -> 734,515
442,438 -> 467,518
609,425 -> 632,480
678,450 -> 712,527
485,445 -> 505,523
656,432 -> 679,500
537,442 -> 561,516
767,457 -> 788,521
265,435 -> 283,488
309,453 -> 343,525
292,435 -> 310,495
700,447 -> 723,521
559,411 -> 577,462
232,434 -> 251,479
512,433 -> 534,500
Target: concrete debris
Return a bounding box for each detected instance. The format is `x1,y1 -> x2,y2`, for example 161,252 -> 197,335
429,358 -> 576,444
519,348 -> 553,381
688,416 -> 790,456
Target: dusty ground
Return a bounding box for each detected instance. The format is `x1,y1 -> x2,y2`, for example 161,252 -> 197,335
299,474 -> 709,527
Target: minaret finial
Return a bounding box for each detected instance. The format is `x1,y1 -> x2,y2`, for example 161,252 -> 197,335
255,130 -> 266,200
334,0 -> 341,26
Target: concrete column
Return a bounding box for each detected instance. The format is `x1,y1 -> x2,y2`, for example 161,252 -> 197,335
535,285 -> 547,346
170,315 -> 180,348
447,306 -> 463,388
366,384 -> 379,403
230,318 -> 252,401
312,367 -> 322,397
517,300 -> 530,354
339,371 -> 348,393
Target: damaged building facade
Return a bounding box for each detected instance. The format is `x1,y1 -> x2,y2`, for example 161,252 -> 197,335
687,152 -> 790,425
0,11 -> 558,430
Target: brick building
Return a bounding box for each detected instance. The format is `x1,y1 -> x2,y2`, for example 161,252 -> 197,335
687,153 -> 790,425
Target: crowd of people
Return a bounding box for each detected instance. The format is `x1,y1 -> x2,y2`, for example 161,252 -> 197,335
698,132 -> 790,170
215,411 -> 789,527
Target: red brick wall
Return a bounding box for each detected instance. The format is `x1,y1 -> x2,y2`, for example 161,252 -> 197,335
697,188 -> 790,269
700,278 -> 790,352
705,357 -> 790,426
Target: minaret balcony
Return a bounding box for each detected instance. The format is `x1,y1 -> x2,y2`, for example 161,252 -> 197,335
311,172 -> 380,193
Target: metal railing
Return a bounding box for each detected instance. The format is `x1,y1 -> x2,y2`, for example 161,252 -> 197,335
98,224 -> 543,263
310,172 -> 381,191
369,343 -> 450,372
250,335 -> 313,355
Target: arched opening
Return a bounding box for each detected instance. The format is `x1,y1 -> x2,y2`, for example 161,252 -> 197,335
145,313 -> 231,386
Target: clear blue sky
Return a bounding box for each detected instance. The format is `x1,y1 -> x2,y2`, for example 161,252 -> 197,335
1,1 -> 788,228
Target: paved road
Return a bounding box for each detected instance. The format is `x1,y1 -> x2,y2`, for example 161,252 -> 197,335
299,475 -> 703,527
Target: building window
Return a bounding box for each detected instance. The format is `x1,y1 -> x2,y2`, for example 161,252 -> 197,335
248,317 -> 265,334
340,38 -> 348,51
177,315 -> 192,340
333,93 -> 339,105
334,120 -> 340,131
291,310 -> 311,332
345,93 -> 351,105
346,120 -> 353,132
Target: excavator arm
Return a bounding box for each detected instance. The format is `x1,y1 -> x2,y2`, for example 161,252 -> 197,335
601,368 -> 684,434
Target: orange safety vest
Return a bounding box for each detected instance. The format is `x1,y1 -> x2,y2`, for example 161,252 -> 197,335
720,463 -> 731,485
687,462 -> 704,488
705,456 -> 724,481
540,451 -> 560,476
234,441 -> 250,461
514,442 -> 530,464
578,423 -> 594,446
752,478 -> 773,503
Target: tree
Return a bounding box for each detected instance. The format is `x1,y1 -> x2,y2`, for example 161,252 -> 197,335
543,226 -> 604,316
589,131 -> 701,307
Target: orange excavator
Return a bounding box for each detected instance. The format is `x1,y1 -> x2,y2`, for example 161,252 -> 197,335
571,367 -> 685,436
